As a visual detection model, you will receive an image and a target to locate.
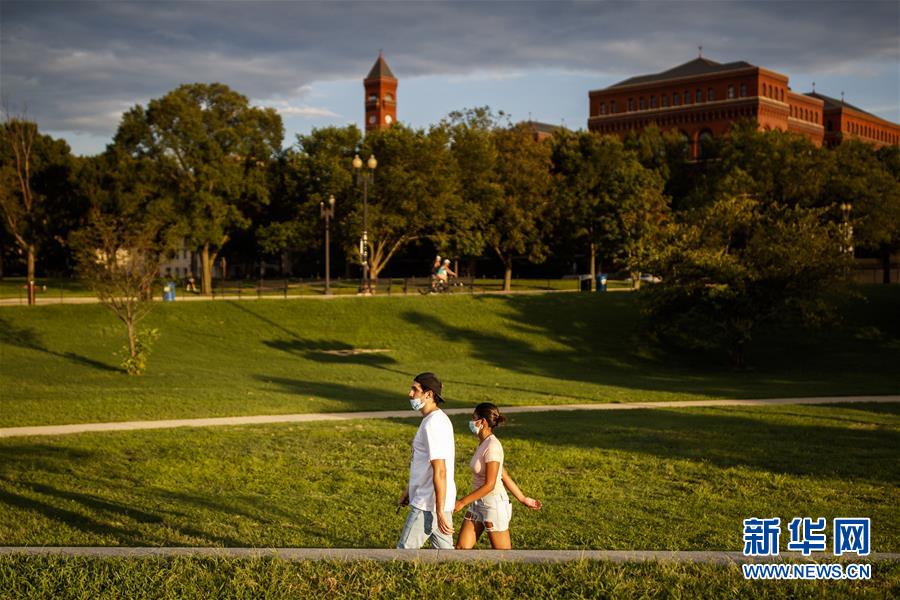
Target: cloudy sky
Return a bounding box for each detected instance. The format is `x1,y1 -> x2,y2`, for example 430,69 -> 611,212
2,0 -> 898,155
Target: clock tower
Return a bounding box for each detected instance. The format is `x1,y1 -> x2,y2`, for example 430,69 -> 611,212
364,52 -> 397,132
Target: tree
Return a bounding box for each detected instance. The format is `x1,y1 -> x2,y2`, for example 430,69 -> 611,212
441,107 -> 505,272
257,126 -> 361,273
485,123 -> 553,291
71,151 -> 179,374
355,123 -> 460,283
0,115 -> 76,298
825,141 -> 900,283
643,195 -> 851,367
552,131 -> 668,289
114,83 -> 283,294
700,122 -> 829,209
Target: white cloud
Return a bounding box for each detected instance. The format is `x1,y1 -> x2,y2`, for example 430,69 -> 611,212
280,106 -> 338,117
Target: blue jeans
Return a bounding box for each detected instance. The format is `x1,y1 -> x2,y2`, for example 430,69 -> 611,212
396,506 -> 454,549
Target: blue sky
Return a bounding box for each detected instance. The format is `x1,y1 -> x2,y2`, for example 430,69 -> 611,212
2,1 -> 898,156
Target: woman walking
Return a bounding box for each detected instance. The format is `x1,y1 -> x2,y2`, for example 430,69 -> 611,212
454,403 -> 542,549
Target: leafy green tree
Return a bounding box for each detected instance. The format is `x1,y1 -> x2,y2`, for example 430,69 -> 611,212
552,131 -> 668,289
0,116 -> 77,292
643,195 -> 850,367
440,107 -> 505,270
114,83 -> 283,294
702,122 -> 829,208
825,141 -> 900,283
258,126 -> 361,272
486,123 -> 553,291
356,123 -> 460,283
71,150 -> 179,374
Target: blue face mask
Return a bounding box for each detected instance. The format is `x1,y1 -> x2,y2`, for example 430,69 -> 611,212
468,419 -> 482,435
410,396 -> 425,411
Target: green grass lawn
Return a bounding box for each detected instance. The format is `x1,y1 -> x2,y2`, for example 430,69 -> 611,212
1,404 -> 897,597
2,556 -> 896,599
1,405 -> 897,551
1,287 -> 898,427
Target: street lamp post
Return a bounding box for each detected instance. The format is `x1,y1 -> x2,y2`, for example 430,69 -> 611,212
352,154 -> 377,294
320,194 -> 335,295
840,202 -> 854,255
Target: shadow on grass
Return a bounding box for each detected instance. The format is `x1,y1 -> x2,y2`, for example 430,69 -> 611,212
262,339 -> 398,367
491,408 -> 900,484
224,301 -> 302,340
397,305 -> 743,399
254,376 -> 405,412
398,290 -> 900,398
0,443 -> 249,546
0,316 -> 120,373
0,442 -> 358,547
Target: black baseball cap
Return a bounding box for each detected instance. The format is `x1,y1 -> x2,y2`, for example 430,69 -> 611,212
414,372 -> 444,403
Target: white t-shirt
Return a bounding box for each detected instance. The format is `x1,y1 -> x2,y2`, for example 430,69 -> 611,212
408,409 -> 456,512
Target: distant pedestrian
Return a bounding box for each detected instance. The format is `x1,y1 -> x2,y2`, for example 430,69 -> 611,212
186,274 -> 197,293
436,259 -> 456,284
396,372 -> 457,549
454,403 -> 541,549
430,256 -> 442,292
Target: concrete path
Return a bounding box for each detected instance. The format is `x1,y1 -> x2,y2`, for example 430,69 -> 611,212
0,287 -> 602,307
1,396 -> 896,439
1,547 -> 898,564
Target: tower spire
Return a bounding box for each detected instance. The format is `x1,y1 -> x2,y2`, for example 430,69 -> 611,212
364,52 -> 398,132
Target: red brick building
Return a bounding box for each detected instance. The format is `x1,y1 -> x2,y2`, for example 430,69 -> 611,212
588,57 -> 899,158
364,52 -> 397,132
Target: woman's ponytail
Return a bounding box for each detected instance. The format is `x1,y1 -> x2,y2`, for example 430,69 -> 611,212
474,403 -> 506,429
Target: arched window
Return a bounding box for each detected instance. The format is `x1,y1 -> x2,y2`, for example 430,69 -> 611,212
708,88 -> 715,101
698,129 -> 714,159
696,89 -> 703,103
740,83 -> 748,97
662,94 -> 669,107
628,98 -> 635,111
385,93 -> 394,102
600,102 -> 607,115
639,97 -> 646,110
685,90 -> 691,104
678,130 -> 691,158
611,100 -> 617,113
368,93 -> 378,103
673,92 -> 680,105
727,84 -> 734,99
650,95 -> 657,108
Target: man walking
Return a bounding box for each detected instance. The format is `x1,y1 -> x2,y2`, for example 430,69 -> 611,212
397,372 -> 456,549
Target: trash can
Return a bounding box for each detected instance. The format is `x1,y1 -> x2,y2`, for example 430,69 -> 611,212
579,275 -> 592,292
597,274 -> 608,292
163,282 -> 176,302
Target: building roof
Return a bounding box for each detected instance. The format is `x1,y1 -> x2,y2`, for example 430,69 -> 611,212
606,57 -> 756,89
804,92 -> 882,121
525,120 -> 566,135
366,52 -> 396,80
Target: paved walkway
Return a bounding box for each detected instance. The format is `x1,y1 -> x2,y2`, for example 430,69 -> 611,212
2,396 -> 896,439
1,547 -> 897,563
0,287 -> 604,307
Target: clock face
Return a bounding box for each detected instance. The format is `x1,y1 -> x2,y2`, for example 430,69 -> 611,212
385,115 -> 393,124
368,115 -> 376,124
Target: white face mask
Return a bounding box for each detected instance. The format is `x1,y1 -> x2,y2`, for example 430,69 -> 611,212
468,420 -> 482,435
410,395 -> 425,411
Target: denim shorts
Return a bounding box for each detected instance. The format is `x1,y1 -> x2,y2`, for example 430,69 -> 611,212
396,506 -> 454,549
465,495 -> 512,532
